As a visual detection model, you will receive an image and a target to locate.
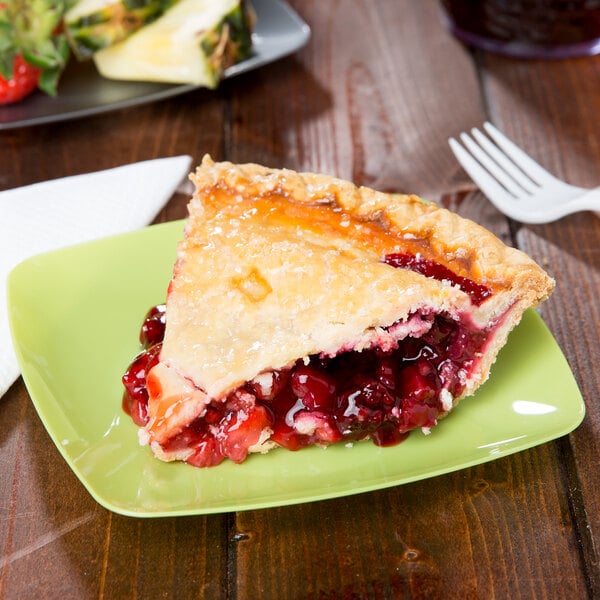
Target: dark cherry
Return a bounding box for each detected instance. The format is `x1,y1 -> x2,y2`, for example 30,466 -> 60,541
372,422 -> 409,447
264,387 -> 314,451
398,399 -> 438,430
383,253 -> 492,306
140,304 -> 166,348
219,404 -> 272,463
121,343 -> 161,426
397,364 -> 437,403
340,375 -> 395,410
290,365 -> 337,410
375,356 -> 399,392
187,437 -> 225,468
162,418 -> 226,468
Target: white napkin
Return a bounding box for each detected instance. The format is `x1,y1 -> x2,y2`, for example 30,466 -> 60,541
0,155 -> 192,398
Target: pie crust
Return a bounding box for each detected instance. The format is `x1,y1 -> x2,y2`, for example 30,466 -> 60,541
123,155 -> 554,466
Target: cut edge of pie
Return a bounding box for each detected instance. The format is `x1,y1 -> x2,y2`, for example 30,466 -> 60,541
122,155 -> 555,467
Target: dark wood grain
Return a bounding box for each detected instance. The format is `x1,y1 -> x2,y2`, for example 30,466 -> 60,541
478,52 -> 600,597
1,0 -> 599,598
233,446 -> 587,599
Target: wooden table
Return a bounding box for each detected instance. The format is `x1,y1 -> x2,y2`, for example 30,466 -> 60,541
1,1 -> 599,598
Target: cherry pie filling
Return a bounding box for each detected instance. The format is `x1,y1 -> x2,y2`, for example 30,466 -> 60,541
122,254 -> 495,468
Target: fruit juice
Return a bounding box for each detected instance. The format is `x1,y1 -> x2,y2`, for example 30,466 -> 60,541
441,0 -> 600,58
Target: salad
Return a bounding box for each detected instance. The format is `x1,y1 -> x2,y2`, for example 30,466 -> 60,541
0,0 -> 253,105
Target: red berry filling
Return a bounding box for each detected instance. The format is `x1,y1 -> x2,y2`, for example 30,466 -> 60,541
139,303 -> 166,348
383,253 -> 492,306
123,312 -> 488,466
122,255 -> 492,467
122,342 -> 161,427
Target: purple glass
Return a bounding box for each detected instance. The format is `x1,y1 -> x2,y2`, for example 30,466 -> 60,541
441,0 -> 600,59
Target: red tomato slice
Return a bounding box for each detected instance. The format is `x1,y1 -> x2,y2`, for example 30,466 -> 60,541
0,55 -> 41,105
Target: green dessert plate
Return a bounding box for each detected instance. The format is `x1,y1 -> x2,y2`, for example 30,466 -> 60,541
7,220 -> 585,517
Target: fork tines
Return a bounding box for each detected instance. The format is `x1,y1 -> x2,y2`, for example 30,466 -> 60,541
449,122 -> 557,202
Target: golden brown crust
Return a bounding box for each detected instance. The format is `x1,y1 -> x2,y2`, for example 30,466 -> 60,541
190,155 -> 553,308
142,155 -> 554,455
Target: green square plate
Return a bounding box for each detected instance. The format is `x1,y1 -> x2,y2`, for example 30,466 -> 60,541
7,220 -> 585,517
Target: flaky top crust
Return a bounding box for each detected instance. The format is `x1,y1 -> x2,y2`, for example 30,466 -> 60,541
155,155 -> 554,406
189,156 -> 552,303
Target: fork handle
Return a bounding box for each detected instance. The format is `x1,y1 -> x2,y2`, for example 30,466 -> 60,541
578,187 -> 600,217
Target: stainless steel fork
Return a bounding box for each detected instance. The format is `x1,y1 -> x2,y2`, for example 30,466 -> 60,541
449,122 -> 600,223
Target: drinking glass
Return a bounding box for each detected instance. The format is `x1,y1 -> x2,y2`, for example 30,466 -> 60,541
441,0 -> 600,59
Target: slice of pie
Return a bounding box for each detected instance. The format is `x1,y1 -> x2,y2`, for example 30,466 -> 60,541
122,155 -> 554,468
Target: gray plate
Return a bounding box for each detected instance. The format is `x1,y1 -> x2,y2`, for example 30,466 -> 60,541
0,0 -> 310,130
